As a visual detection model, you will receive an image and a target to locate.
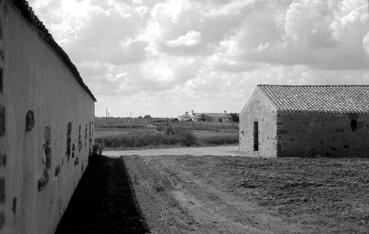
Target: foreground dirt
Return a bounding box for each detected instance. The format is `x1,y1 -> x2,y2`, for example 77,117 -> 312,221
125,155 -> 369,234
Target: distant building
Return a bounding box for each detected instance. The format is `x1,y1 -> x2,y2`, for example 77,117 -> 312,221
178,112 -> 193,121
193,112 -> 232,122
240,85 -> 369,158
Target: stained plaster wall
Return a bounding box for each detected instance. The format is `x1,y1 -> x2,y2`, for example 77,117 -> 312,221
0,2 -> 94,234
239,88 -> 278,157
277,112 -> 369,157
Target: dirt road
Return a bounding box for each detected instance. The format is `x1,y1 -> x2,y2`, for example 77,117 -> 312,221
125,156 -> 303,233
104,145 -> 240,157
56,153 -> 369,233
125,155 -> 369,234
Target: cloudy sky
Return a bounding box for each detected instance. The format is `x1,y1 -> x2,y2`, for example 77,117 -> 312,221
28,0 -> 369,117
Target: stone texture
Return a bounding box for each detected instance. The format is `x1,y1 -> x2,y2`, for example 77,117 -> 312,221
37,169 -> 49,192
277,112 -> 369,157
2,2 -> 95,234
78,125 -> 82,152
0,211 -> 4,230
0,153 -> 6,167
12,197 -> 17,215
0,177 -> 4,203
54,164 -> 60,177
66,122 -> 72,160
74,157 -> 79,166
240,85 -> 369,158
0,68 -> 3,93
239,88 -> 278,157
0,105 -> 4,137
25,110 -> 34,132
44,126 -> 52,169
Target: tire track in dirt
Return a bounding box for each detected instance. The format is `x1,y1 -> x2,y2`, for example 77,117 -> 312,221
124,156 -> 203,233
159,157 -> 304,234
125,155 -> 304,234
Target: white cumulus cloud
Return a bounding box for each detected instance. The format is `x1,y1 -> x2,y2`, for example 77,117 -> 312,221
364,32 -> 369,54
167,31 -> 201,47
28,0 -> 369,117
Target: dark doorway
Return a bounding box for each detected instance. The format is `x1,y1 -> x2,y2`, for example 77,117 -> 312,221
351,119 -> 357,132
253,121 -> 259,151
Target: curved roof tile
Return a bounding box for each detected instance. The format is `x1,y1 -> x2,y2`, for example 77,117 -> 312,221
258,85 -> 369,113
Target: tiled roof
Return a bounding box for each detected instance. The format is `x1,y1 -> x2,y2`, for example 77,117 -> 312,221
10,0 -> 96,101
194,113 -> 231,118
178,114 -> 192,118
258,85 -> 369,113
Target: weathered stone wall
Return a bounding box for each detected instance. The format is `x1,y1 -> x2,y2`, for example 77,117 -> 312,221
239,88 -> 278,157
0,2 -> 95,234
277,112 -> 369,157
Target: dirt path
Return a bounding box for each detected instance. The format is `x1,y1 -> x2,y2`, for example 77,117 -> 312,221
104,145 -> 240,157
125,156 -> 304,233
55,156 -> 149,234
55,154 -> 369,233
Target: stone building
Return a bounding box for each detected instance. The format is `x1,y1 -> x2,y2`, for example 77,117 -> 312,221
0,1 -> 95,233
239,85 -> 369,158
193,112 -> 232,122
178,112 -> 193,122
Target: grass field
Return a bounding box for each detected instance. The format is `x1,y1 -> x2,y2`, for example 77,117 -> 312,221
94,117 -> 238,150
95,117 -> 238,130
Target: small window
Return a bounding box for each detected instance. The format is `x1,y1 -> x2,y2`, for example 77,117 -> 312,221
351,119 -> 357,132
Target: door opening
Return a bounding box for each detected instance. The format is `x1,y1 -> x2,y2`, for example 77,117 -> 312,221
351,119 -> 357,132
253,121 -> 259,151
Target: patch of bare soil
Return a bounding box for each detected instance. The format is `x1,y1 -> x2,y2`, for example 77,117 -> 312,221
55,155 -> 149,234
125,155 -> 369,234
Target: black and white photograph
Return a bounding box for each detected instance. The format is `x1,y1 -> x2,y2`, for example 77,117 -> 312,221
1,0 -> 369,233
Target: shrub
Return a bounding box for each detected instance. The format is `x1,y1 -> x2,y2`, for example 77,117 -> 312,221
95,128 -> 198,149
94,123 -> 239,149
198,135 -> 239,146
92,143 -> 104,155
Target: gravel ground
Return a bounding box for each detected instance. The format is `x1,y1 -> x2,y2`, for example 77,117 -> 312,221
104,145 -> 240,157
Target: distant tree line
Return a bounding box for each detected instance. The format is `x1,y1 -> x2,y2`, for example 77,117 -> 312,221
138,115 -> 152,119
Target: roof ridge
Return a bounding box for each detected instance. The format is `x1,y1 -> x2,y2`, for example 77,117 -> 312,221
10,0 -> 96,101
257,84 -> 369,87
198,112 -> 229,114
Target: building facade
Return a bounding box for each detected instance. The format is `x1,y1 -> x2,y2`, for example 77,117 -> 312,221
178,112 -> 193,121
240,85 -> 369,158
193,113 -> 232,122
0,1 -> 95,233
178,111 -> 232,123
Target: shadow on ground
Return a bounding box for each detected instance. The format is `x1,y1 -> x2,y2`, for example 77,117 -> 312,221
55,155 -> 150,234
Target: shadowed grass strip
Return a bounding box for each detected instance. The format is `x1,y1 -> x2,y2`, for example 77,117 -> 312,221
95,129 -> 197,149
